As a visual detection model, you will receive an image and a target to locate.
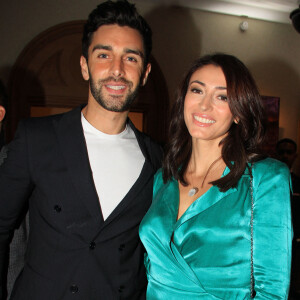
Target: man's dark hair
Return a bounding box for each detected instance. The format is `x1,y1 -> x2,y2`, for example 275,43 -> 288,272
163,53 -> 267,192
276,138 -> 297,153
82,0 -> 152,68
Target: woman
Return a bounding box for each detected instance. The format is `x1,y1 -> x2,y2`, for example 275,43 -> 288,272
139,54 -> 292,299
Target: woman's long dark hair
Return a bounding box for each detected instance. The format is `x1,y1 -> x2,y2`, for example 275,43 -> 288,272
162,53 -> 266,191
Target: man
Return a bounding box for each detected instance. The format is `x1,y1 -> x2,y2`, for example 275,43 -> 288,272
0,1 -> 162,299
0,80 -> 7,151
276,138 -> 300,194
0,80 -> 29,300
276,138 -> 300,299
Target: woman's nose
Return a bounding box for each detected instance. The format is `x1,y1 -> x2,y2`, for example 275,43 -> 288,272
199,94 -> 212,111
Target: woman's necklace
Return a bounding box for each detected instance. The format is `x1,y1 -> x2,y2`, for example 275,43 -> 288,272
188,156 -> 222,197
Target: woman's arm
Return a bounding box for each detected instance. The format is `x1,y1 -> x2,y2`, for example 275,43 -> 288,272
252,158 -> 292,299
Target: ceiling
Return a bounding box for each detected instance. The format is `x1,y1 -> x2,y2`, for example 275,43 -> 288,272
142,0 -> 300,24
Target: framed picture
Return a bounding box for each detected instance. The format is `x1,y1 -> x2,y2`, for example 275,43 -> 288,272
261,96 -> 280,156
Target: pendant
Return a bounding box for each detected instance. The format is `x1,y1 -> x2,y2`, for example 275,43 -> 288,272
188,187 -> 199,197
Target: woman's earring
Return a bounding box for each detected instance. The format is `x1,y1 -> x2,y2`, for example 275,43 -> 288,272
234,118 -> 239,124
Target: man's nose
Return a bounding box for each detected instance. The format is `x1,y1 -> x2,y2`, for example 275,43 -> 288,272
110,57 -> 124,77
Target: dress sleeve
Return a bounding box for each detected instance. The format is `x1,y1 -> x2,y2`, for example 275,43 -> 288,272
252,159 -> 292,299
0,121 -> 34,298
152,169 -> 163,199
144,252 -> 150,280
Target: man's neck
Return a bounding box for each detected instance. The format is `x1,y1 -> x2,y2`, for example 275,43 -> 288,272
82,102 -> 128,135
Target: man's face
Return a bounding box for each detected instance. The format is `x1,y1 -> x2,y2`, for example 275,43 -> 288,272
80,24 -> 151,112
276,142 -> 297,169
0,105 -> 5,132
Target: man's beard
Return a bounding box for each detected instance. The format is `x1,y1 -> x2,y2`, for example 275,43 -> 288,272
89,75 -> 140,112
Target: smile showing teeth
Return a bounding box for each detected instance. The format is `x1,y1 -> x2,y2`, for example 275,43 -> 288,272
194,115 -> 215,124
106,85 -> 125,90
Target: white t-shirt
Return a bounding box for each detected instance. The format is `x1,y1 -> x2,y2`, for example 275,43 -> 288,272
81,114 -> 145,220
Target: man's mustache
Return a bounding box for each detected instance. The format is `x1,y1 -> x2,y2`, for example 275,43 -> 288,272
100,77 -> 132,86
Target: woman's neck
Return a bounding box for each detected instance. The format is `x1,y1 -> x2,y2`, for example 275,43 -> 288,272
189,139 -> 224,176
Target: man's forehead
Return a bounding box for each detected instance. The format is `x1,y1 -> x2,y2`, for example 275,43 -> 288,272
89,24 -> 144,51
278,142 -> 296,152
280,142 -> 295,148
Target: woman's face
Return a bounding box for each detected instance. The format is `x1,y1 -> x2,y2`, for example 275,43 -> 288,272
183,64 -> 235,143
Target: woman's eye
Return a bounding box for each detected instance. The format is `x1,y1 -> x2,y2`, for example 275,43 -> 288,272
191,88 -> 202,94
218,95 -> 228,101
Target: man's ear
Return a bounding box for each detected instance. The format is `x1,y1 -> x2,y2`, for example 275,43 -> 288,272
141,63 -> 151,86
0,106 -> 6,122
292,152 -> 298,162
80,56 -> 90,81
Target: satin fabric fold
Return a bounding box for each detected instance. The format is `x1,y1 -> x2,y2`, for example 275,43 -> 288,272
139,158 -> 292,299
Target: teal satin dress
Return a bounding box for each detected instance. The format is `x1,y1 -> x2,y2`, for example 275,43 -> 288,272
139,158 -> 292,299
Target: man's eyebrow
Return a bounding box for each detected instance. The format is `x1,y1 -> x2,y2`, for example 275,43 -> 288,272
190,80 -> 226,90
92,44 -> 112,52
91,45 -> 144,59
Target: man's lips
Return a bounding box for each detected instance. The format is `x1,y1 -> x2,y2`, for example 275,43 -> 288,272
106,84 -> 126,91
101,77 -> 131,94
104,82 -> 127,95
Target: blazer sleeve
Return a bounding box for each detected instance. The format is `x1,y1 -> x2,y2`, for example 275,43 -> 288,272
0,121 -> 34,297
252,159 -> 292,299
0,146 -> 8,165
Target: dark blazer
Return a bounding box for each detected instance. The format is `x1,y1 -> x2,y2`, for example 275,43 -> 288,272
0,146 -> 29,300
0,106 -> 162,300
0,146 -> 7,164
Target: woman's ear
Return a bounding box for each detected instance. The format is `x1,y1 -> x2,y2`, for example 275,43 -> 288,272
234,117 -> 239,124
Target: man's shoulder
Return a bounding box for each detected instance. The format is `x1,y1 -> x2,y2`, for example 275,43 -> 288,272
0,145 -> 8,165
138,133 -> 163,167
128,120 -> 163,167
19,106 -> 82,134
137,130 -> 162,151
291,172 -> 300,193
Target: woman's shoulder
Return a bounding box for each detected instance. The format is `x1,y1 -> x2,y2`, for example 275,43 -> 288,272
252,157 -> 289,175
251,157 -> 291,187
154,168 -> 167,187
154,168 -> 164,183
153,168 -> 177,195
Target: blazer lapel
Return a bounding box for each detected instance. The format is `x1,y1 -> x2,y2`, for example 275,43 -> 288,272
53,106 -> 103,222
94,120 -> 157,233
100,160 -> 154,226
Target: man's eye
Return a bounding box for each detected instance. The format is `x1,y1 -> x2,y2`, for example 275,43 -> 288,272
98,53 -> 108,58
127,57 -> 137,62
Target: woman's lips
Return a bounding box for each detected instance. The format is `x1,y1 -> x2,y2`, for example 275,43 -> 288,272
193,114 -> 216,124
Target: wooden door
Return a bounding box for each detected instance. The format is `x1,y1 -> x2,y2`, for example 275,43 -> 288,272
7,21 -> 169,144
